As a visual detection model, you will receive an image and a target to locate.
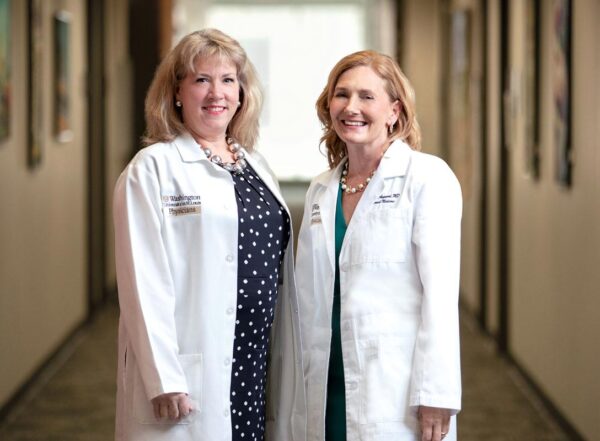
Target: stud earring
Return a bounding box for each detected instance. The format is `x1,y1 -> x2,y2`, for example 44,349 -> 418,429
388,123 -> 394,135
237,101 -> 241,107
176,100 -> 182,108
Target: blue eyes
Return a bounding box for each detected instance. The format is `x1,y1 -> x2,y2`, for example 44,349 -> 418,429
195,77 -> 236,84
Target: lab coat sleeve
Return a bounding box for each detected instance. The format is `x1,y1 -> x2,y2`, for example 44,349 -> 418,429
113,154 -> 188,400
409,157 -> 462,414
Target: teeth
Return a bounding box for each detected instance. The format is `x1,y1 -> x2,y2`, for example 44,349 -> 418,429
344,121 -> 366,126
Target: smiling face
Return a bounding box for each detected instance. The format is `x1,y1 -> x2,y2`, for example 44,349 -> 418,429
176,55 -> 240,143
329,65 -> 399,153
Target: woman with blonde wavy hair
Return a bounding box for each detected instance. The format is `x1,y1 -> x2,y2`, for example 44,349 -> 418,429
113,29 -> 306,441
296,50 -> 462,441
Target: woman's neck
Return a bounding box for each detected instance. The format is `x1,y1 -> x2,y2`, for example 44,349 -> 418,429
345,140 -> 390,177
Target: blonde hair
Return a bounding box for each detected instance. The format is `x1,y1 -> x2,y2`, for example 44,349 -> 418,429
143,29 -> 262,149
316,50 -> 421,168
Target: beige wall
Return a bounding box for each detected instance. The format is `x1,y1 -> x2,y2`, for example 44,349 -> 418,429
0,0 -> 88,406
401,0 -> 442,157
403,0 -> 600,438
459,0 -> 484,317
404,0 -> 486,318
508,0 -> 600,439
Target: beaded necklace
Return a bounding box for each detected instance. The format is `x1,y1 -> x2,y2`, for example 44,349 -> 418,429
340,161 -> 376,194
201,137 -> 247,175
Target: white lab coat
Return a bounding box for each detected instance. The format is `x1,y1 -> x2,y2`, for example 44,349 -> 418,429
296,140 -> 462,441
113,132 -> 306,441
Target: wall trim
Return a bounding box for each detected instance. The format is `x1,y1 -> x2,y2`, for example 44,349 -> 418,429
504,354 -> 586,441
0,317 -> 91,425
460,303 -> 585,441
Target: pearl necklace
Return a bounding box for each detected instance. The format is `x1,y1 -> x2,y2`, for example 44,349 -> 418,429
340,161 -> 376,194
201,137 -> 247,175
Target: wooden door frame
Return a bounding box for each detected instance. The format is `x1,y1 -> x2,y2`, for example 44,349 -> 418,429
498,0 -> 510,353
87,0 -> 107,317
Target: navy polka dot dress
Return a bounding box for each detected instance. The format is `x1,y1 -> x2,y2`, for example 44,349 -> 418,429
229,164 -> 290,441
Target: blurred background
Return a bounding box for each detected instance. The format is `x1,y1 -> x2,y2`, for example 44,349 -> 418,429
0,0 -> 599,440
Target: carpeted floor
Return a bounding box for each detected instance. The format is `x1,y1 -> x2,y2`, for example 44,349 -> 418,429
0,301 -> 573,441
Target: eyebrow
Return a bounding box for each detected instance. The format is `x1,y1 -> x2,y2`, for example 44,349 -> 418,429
194,72 -> 237,78
334,86 -> 376,95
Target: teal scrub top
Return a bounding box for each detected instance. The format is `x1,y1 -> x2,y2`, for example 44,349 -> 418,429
325,185 -> 347,441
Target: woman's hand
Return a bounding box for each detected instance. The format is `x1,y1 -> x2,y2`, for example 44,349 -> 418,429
418,406 -> 451,441
151,392 -> 194,421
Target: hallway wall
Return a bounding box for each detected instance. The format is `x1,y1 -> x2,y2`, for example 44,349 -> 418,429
0,0 -> 88,408
507,1 -> 600,439
403,0 -> 600,438
400,0 -> 443,158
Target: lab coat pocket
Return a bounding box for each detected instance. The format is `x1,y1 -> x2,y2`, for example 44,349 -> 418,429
359,338 -> 412,424
350,210 -> 409,265
133,353 -> 203,425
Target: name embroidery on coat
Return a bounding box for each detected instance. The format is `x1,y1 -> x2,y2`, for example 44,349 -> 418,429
310,203 -> 322,224
162,194 -> 201,216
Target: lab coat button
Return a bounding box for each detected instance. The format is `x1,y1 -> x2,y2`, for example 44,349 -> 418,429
224,357 -> 231,366
227,307 -> 235,314
226,255 -> 234,262
224,409 -> 230,417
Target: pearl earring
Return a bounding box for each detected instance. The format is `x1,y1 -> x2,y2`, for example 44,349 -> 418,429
176,100 -> 182,108
237,101 -> 241,107
388,123 -> 394,135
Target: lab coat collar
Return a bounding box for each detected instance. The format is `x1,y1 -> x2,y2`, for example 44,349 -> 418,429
171,132 -> 289,218
244,152 -> 290,218
378,139 -> 413,178
173,132 -> 209,162
312,139 -> 413,188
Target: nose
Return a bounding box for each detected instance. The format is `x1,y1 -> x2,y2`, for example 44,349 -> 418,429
208,81 -> 224,99
344,94 -> 360,115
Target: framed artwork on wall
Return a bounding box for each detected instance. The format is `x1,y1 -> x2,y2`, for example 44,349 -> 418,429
0,0 -> 10,143
28,0 -> 43,168
524,0 -> 541,179
553,0 -> 572,187
54,10 -> 72,143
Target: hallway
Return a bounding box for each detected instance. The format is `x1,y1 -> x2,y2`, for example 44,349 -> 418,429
0,302 -> 572,441
2,1 -> 600,440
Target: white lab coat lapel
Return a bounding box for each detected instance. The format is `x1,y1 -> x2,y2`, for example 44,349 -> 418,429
173,131 -> 208,162
244,151 -> 291,220
315,160 -> 346,273
340,140 -> 412,239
